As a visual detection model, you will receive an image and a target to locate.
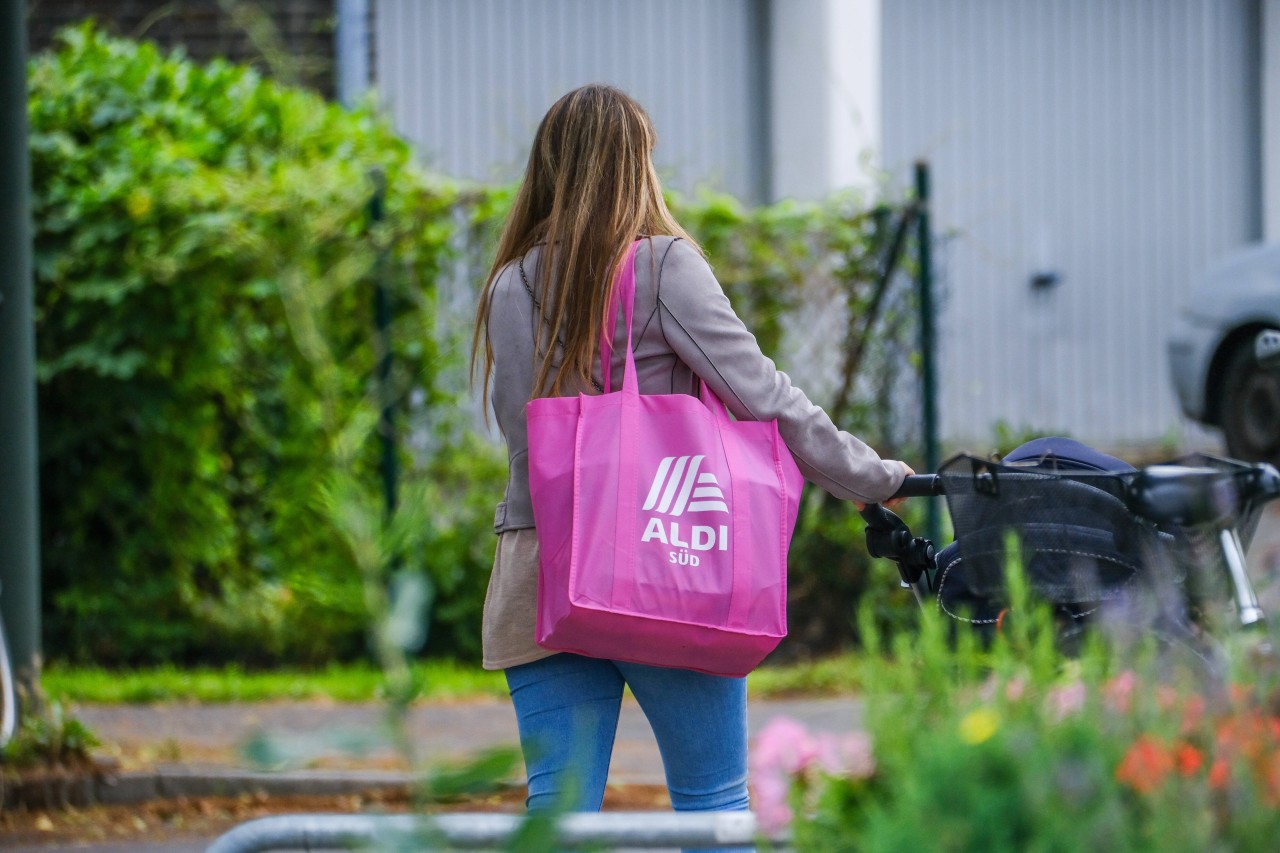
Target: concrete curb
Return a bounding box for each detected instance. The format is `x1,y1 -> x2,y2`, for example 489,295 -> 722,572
107,766 -> 418,803
5,765 -> 419,811
18,695 -> 863,813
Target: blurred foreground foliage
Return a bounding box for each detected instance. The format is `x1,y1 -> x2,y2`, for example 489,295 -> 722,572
760,566 -> 1280,851
30,24 -> 920,666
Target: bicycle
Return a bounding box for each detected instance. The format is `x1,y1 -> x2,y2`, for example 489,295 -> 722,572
859,437 -> 1280,656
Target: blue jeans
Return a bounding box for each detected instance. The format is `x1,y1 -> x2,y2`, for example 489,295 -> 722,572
505,653 -> 752,851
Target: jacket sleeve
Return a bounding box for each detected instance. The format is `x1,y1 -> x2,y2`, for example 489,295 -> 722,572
655,238 -> 906,504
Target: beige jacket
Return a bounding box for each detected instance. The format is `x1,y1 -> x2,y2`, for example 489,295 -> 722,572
479,235 -> 906,670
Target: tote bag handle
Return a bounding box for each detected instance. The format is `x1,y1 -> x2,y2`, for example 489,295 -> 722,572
594,241 -> 760,625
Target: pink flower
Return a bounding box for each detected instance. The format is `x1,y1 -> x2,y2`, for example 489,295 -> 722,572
813,731 -> 875,779
753,716 -> 819,775
751,716 -> 812,832
1155,685 -> 1180,712
1047,681 -> 1087,720
751,769 -> 794,833
1004,676 -> 1028,703
1104,670 -> 1137,714
750,716 -> 876,833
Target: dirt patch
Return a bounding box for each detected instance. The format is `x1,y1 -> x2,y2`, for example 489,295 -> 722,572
0,783 -> 672,847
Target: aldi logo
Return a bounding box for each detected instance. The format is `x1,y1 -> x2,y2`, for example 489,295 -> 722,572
641,455 -> 729,516
639,455 -> 730,565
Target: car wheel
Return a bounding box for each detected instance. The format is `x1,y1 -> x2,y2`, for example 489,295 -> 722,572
1221,340 -> 1280,464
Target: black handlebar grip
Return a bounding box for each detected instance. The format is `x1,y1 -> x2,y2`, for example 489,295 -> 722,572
891,475 -> 943,500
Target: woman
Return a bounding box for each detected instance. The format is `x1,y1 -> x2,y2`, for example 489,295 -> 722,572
471,84 -> 911,831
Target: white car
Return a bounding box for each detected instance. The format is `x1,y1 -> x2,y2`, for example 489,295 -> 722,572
1168,242 -> 1280,465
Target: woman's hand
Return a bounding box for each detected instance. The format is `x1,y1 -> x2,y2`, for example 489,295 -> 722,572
854,461 -> 916,511
883,461 -> 916,509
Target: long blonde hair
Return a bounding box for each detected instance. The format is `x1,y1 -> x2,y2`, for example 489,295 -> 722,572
471,84 -> 699,401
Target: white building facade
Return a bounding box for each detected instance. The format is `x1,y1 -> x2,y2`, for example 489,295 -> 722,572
371,0 -> 1280,452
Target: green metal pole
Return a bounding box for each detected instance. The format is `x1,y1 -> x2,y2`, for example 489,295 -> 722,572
0,0 -> 43,696
915,161 -> 942,546
369,170 -> 397,520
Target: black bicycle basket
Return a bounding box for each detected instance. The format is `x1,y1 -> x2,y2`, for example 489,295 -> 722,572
934,454 -> 1164,627
932,449 -> 1263,629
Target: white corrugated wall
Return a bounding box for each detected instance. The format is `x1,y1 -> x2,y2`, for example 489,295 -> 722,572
373,0 -> 766,201
374,0 -> 1266,453
881,0 -> 1263,449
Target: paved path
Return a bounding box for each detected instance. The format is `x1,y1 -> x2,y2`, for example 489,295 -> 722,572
8,696 -> 857,853
74,695 -> 862,786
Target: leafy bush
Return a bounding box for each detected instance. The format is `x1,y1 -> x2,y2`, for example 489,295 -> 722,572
30,23 -> 503,665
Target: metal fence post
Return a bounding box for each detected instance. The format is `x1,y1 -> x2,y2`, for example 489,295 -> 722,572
369,170 -> 397,520
0,0 -> 42,705
914,161 -> 942,545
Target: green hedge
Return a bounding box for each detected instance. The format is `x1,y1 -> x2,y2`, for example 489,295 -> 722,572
31,25 -> 919,666
30,24 -> 502,665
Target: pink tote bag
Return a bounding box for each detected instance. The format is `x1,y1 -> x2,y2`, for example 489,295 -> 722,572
526,240 -> 804,677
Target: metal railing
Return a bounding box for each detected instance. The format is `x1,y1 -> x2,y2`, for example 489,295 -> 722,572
206,810 -> 784,852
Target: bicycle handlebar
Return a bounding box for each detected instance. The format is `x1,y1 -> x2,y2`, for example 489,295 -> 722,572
1129,462 -> 1280,526
891,474 -> 944,499
884,461 -> 1280,524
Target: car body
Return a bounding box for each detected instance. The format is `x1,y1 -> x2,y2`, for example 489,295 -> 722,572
1168,242 -> 1280,464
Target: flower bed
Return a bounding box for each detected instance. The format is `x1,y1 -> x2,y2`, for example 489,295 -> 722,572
752,597 -> 1280,851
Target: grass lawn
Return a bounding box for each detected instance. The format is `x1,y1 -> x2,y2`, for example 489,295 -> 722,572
41,653 -> 867,704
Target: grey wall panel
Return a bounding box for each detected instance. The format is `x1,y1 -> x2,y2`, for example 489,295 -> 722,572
882,0 -> 1262,449
375,0 -> 763,200
769,0 -> 832,201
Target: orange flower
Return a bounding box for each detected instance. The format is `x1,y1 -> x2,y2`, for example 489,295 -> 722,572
1179,695 -> 1206,735
1206,709 -> 1280,801
1175,742 -> 1204,777
1208,757 -> 1231,789
1116,735 -> 1174,794
1217,713 -> 1275,764
1263,753 -> 1280,806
